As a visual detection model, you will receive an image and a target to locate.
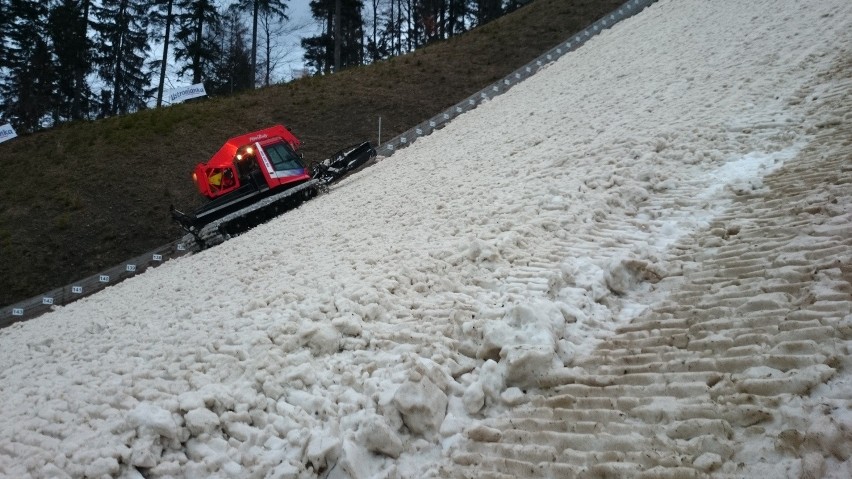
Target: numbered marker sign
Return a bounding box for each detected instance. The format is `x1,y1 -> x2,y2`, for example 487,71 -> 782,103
99,275 -> 110,283
12,308 -> 24,316
429,121 -> 436,128
126,264 -> 136,272
177,244 -> 186,251
72,286 -> 83,294
415,128 -> 422,135
42,297 -> 54,305
153,254 -> 163,262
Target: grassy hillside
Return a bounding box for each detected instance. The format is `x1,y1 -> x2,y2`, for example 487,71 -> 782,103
0,0 -> 623,307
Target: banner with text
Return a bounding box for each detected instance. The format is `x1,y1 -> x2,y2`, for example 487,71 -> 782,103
168,83 -> 207,104
0,124 -> 17,143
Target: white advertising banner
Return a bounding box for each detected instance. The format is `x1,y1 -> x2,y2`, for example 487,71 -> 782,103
167,83 -> 207,104
0,123 -> 17,143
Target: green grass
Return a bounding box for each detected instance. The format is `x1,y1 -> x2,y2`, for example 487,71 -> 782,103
0,0 -> 624,306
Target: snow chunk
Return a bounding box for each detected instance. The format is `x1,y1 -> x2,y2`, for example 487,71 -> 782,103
332,313 -> 363,336
501,387 -> 527,406
462,382 -> 485,415
356,414 -> 403,458
304,431 -> 341,472
128,403 -> 178,439
605,257 -> 662,295
302,323 -> 342,355
392,376 -> 448,437
84,457 -> 120,477
502,344 -> 559,388
466,423 -> 502,443
184,407 -> 221,435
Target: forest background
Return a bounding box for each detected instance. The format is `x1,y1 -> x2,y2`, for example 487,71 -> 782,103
0,0 -> 530,132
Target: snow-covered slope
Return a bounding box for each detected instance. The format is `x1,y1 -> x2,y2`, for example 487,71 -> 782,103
1,0 -> 850,477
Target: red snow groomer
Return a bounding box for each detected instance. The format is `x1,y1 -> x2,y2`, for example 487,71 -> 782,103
171,125 -> 375,248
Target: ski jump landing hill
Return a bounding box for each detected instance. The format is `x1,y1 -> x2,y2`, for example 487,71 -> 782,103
0,0 -> 850,478
0,0 -> 656,326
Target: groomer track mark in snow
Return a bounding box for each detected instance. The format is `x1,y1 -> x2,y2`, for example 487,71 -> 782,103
448,57 -> 852,477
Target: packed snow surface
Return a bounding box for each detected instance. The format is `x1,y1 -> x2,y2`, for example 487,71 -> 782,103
1,0 -> 851,477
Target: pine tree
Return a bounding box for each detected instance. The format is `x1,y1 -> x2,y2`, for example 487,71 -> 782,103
504,0 -> 526,14
0,0 -> 11,122
91,0 -> 153,116
472,0 -> 501,25
302,0 -> 364,75
205,5 -> 253,95
48,0 -> 93,122
174,0 -> 220,85
1,0 -> 54,131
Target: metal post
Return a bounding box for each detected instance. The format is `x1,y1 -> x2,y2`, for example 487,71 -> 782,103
378,116 -> 382,146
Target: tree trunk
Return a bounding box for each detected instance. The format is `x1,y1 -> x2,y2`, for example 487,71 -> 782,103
405,0 -> 411,52
193,8 -> 203,83
72,0 -> 90,119
263,12 -> 272,86
156,0 -> 174,107
111,0 -> 128,116
251,0 -> 258,88
333,0 -> 341,72
371,0 -> 378,57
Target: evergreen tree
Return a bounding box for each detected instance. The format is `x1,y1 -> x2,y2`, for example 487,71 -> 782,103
205,5 -> 253,95
0,0 -> 11,121
174,0 -> 220,85
91,0 -> 153,116
302,0 -> 364,75
446,0 -> 468,36
0,0 -> 54,131
471,0 -> 501,25
503,0 -> 526,14
48,0 -> 93,122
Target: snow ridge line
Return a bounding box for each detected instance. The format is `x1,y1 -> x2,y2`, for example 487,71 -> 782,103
0,0 -> 657,327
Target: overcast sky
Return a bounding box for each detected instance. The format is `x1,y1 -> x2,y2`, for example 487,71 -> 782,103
153,0 -> 322,102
